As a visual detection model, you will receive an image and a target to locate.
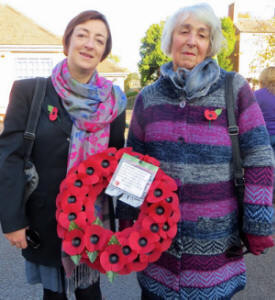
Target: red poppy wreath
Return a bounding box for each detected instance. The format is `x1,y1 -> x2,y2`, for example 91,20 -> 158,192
56,147 -> 180,282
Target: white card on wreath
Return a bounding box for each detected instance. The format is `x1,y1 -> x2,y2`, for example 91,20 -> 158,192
105,153 -> 159,207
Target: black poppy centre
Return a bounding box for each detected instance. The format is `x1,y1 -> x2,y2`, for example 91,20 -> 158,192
166,197 -> 173,203
68,195 -> 76,203
90,234 -> 99,244
74,180 -> 83,187
101,160 -> 110,168
122,246 -> 132,255
150,223 -> 159,233
163,222 -> 170,231
72,237 -> 81,247
139,237 -> 148,247
86,167 -> 94,175
154,188 -> 163,197
156,206 -> 165,215
109,253 -> 119,264
68,213 -> 76,221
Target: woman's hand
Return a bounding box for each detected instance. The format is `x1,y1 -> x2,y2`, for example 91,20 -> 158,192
4,228 -> 28,249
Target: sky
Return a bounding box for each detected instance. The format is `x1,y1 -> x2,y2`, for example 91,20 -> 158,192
2,0 -> 274,72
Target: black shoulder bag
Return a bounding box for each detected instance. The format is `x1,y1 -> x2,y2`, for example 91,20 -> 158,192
225,72 -> 249,252
23,77 -> 47,202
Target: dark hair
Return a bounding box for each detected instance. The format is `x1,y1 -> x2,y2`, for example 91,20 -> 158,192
63,10 -> 112,61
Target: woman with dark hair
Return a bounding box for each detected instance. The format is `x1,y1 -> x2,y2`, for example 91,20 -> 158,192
0,10 -> 126,300
123,3 -> 274,299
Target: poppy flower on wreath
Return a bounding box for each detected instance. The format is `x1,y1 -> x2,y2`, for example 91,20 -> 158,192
161,219 -> 178,239
126,255 -> 148,272
142,215 -> 177,240
94,150 -> 118,178
59,187 -> 86,213
142,216 -> 162,236
57,223 -> 66,239
139,247 -> 162,263
63,229 -> 85,256
100,244 -> 126,272
84,225 -> 112,252
147,201 -> 173,223
82,196 -> 96,223
62,173 -> 90,194
154,169 -> 178,191
156,236 -> 173,252
82,256 -> 106,274
76,161 -> 101,185
146,180 -> 171,203
129,230 -> 159,254
58,210 -> 87,229
142,154 -> 160,167
169,206 -> 181,223
116,236 -> 138,264
164,193 -> 179,210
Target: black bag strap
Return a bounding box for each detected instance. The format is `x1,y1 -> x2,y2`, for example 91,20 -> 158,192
24,77 -> 47,163
225,72 -> 247,248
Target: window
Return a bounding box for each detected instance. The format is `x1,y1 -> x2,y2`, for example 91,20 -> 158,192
15,57 -> 53,79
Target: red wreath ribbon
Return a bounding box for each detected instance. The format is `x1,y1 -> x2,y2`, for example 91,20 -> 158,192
56,147 -> 180,282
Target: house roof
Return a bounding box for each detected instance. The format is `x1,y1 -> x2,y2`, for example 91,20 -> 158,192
0,5 -> 128,74
0,5 -> 61,45
235,18 -> 275,33
97,59 -> 128,73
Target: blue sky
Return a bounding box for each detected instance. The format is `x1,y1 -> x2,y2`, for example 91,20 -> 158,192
2,0 -> 274,72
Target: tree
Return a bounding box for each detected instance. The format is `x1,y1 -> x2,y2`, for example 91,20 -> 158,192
217,17 -> 236,71
108,53 -> 120,64
249,20 -> 275,80
138,21 -> 170,86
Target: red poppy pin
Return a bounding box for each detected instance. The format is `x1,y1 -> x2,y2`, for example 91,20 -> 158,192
204,109 -> 222,128
48,105 -> 58,121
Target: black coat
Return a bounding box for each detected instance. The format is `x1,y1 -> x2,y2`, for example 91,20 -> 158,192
0,77 -> 126,267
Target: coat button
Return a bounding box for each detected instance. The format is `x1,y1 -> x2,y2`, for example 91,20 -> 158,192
179,101 -> 185,108
67,137 -> 70,142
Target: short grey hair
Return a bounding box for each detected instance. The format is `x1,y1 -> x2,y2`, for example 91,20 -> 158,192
161,3 -> 225,57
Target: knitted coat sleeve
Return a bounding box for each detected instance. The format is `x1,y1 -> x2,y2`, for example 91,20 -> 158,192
235,73 -> 274,236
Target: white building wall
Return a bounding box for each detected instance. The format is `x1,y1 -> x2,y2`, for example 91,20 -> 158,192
0,50 -> 64,114
0,50 -> 127,115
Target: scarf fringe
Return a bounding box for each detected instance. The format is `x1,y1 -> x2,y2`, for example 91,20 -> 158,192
66,264 -> 100,299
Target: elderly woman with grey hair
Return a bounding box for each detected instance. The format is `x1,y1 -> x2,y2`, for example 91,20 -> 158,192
122,3 -> 274,300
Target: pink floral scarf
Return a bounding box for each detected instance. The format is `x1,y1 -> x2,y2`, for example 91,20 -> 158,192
51,59 -> 127,171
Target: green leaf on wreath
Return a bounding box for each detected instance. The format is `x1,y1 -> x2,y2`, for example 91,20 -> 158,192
106,271 -> 117,283
71,255 -> 81,265
93,217 -> 103,227
215,108 -> 222,116
69,221 -> 80,231
87,250 -> 98,263
108,235 -> 120,245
